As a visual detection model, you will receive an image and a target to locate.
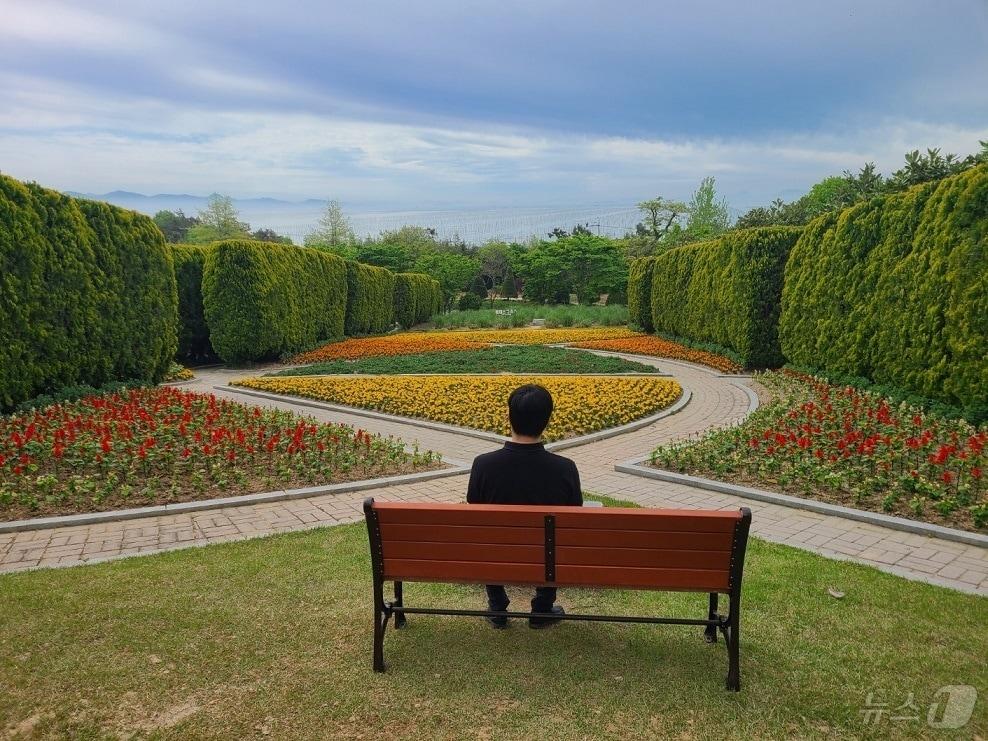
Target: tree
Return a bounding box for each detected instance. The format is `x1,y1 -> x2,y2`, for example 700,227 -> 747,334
636,197 -> 688,241
305,200 -> 355,247
355,243 -> 412,273
516,235 -> 627,304
469,274 -> 489,298
500,270 -> 517,298
412,251 -> 480,310
153,209 -> 199,242
683,177 -> 731,243
186,194 -> 250,243
250,228 -> 292,244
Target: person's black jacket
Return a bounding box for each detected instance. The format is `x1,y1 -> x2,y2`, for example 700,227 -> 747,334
466,441 -> 582,506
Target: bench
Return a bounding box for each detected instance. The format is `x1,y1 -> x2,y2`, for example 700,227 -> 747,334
363,498 -> 752,691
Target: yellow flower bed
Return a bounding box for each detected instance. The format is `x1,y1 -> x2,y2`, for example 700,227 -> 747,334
235,374 -> 681,441
448,327 -> 644,345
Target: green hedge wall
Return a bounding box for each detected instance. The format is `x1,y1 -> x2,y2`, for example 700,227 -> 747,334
650,227 -> 803,368
393,274 -> 416,329
627,257 -> 656,331
392,272 -> 438,328
0,175 -> 177,410
345,261 -> 396,335
170,244 -> 215,361
780,165 -> 988,412
202,240 -> 346,363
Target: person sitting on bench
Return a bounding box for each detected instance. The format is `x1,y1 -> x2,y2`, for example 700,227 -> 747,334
466,383 -> 582,628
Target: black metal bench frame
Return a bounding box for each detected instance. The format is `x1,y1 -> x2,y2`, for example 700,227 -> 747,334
364,498 -> 752,691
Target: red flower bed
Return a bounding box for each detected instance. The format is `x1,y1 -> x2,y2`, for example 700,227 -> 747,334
0,387 -> 440,520
650,370 -> 987,531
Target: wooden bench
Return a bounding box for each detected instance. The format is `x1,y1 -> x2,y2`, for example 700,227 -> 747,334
363,498 -> 752,691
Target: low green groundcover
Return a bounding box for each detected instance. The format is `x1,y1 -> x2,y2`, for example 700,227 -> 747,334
1,514 -> 984,737
272,345 -> 660,376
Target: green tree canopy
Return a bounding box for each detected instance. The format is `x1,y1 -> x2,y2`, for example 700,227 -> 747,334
187,194 -> 250,243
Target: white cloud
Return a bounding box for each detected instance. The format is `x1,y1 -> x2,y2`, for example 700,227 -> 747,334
1,71 -> 986,208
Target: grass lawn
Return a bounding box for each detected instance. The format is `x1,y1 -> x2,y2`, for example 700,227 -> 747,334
274,345 -> 661,377
1,514 -> 984,738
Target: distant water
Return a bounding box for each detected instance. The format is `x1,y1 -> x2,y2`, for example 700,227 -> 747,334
81,192 -> 643,245
239,204 -> 642,245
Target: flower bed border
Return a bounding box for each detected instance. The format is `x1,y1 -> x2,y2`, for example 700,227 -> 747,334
0,463 -> 468,534
615,455 -> 988,549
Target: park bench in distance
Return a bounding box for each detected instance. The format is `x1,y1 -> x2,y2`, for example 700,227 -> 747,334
363,498 -> 752,691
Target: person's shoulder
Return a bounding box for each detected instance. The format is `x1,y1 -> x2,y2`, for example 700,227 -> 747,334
471,448 -> 509,469
544,450 -> 578,472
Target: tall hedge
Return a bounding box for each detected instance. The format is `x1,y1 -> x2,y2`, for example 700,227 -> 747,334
171,244 -> 215,361
650,227 -> 803,368
627,257 -> 657,331
202,240 -> 346,363
345,261 -> 396,335
0,175 -> 177,409
392,272 -> 439,329
780,165 -> 987,412
393,274 -> 416,329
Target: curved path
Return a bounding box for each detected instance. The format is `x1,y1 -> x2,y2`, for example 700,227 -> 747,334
1,354 -> 985,596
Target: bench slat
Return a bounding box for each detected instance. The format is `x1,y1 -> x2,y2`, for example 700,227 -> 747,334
384,541 -> 543,564
380,523 -> 545,546
372,502 -> 739,533
556,547 -> 730,570
383,559 -> 543,583
554,511 -> 736,533
556,529 -> 733,551
375,508 -> 546,527
556,565 -> 730,591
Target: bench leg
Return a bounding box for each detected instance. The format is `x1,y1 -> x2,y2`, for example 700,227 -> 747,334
704,592 -> 718,643
724,596 -> 741,692
394,581 -> 407,629
372,578 -> 387,672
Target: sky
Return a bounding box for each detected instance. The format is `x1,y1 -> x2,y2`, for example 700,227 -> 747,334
1,0 -> 987,212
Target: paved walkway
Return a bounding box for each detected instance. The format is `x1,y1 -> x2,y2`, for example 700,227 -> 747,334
1,356 -> 986,596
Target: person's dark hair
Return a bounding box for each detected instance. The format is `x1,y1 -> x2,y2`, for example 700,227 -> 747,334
507,384 -> 553,437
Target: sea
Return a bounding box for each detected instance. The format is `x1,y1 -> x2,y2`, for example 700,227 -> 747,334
73,192 -> 643,245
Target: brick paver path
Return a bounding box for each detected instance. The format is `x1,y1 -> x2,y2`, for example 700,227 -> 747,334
2,355 -> 985,596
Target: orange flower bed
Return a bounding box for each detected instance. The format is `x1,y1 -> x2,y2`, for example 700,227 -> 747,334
569,336 -> 742,373
291,334 -> 488,363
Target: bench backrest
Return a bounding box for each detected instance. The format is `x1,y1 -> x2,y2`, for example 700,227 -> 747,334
365,501 -> 751,593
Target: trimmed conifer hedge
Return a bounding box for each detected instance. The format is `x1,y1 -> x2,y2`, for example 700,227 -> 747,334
171,244 -> 215,361
202,240 -> 346,363
393,272 -> 439,328
0,175 -> 177,410
780,165 -> 987,413
393,274 -> 416,329
627,257 -> 657,331
344,261 -> 396,335
650,227 -> 803,368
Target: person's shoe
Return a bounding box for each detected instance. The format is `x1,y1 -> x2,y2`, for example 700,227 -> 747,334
529,605 -> 565,629
486,610 -> 508,629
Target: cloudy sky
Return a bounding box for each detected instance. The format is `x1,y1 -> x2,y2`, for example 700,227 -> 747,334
2,0 -> 987,210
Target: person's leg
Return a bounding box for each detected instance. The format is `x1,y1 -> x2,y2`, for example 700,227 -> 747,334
486,585 -> 510,610
485,585 -> 509,628
531,587 -> 556,613
530,587 -> 565,628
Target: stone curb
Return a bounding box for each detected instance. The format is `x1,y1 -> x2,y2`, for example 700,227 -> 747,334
221,384 -> 693,453
614,456 -> 988,549
0,464 -> 468,535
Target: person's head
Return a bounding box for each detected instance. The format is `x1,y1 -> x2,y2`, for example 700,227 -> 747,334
507,384 -> 553,439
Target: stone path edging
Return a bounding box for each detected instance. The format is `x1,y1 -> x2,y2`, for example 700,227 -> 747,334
615,456 -> 988,549
0,464 -> 468,535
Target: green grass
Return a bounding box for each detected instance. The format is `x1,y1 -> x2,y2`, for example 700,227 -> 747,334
273,345 -> 659,376
432,303 -> 628,329
1,516 -> 984,738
